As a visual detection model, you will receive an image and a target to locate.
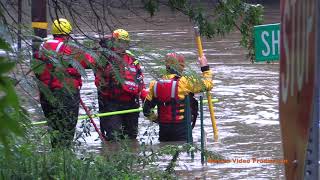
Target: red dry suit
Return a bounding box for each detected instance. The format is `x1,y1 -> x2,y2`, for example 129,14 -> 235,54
150,76 -> 199,124
152,76 -> 185,123
95,52 -> 148,101
34,37 -> 95,89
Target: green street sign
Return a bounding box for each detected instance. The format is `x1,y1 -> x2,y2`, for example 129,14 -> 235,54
254,23 -> 280,62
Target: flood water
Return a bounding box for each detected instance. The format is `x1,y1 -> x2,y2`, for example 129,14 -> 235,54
77,2 -> 283,179
15,1 -> 282,179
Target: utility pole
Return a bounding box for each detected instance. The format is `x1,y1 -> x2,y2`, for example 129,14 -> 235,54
31,0 -> 47,53
17,0 -> 22,51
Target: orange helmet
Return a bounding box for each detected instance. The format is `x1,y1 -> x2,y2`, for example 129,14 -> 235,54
165,53 -> 185,73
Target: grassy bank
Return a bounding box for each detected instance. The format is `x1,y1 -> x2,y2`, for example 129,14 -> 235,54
0,125 -> 224,180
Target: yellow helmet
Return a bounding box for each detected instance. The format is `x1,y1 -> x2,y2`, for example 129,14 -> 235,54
112,29 -> 130,41
52,18 -> 72,35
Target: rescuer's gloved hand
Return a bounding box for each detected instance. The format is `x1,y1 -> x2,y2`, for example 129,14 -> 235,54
147,112 -> 158,123
198,55 -> 208,67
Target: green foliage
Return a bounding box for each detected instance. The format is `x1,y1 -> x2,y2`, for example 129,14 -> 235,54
240,3 -> 264,63
0,126 -> 224,179
131,47 -> 209,91
132,48 -> 168,81
1,142 -> 134,179
30,59 -> 46,74
142,0 -> 159,16
0,36 -> 23,149
0,36 -> 10,50
142,0 -> 264,62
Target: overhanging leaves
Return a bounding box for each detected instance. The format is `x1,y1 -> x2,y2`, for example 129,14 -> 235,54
142,0 -> 264,62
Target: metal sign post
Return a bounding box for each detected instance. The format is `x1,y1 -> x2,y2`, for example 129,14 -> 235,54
200,95 -> 205,165
304,1 -> 320,179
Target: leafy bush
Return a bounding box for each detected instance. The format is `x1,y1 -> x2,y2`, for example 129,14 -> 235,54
0,26 -> 28,151
0,127 -> 224,179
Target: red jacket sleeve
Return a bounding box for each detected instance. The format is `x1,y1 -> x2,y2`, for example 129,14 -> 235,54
80,53 -> 96,69
140,88 -> 149,101
60,44 -> 96,69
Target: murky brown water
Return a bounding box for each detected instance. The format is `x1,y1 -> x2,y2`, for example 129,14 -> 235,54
76,2 -> 283,179
11,1 -> 283,179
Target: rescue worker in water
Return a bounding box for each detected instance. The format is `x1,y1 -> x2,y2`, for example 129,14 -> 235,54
143,53 -> 213,142
34,18 -> 95,148
95,29 -> 148,141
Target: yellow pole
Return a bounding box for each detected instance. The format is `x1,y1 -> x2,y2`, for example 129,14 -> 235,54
194,26 -> 218,142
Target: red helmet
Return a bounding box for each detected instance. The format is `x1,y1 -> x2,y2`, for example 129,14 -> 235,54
165,53 -> 185,72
